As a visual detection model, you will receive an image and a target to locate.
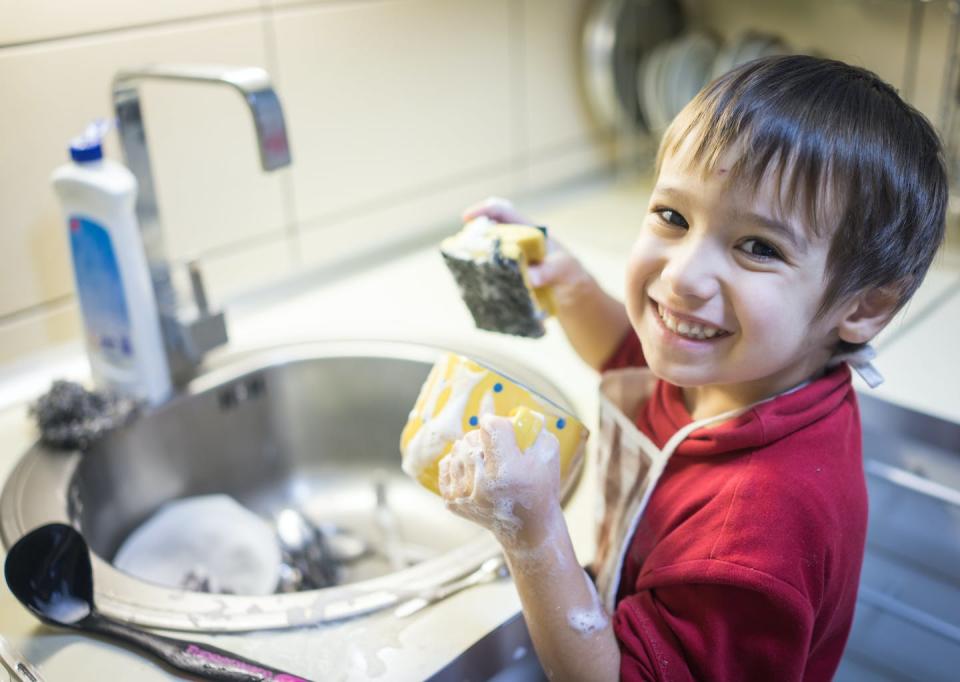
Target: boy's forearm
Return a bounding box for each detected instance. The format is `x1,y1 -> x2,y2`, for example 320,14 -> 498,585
501,507 -> 620,682
554,278 -> 631,372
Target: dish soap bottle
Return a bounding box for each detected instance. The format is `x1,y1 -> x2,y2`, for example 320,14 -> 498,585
51,119 -> 171,404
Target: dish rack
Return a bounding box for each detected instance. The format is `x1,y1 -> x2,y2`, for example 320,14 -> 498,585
580,0 -> 792,168
582,0 -> 960,208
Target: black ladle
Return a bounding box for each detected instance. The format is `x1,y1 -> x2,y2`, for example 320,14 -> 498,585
4,523 -> 310,681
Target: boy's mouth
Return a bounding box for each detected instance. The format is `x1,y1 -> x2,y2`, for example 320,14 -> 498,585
654,300 -> 730,341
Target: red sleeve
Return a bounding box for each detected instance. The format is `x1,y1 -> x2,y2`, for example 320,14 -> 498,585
601,330 -> 647,372
614,575 -> 813,682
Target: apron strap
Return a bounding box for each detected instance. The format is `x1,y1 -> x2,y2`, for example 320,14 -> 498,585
593,390 -> 752,612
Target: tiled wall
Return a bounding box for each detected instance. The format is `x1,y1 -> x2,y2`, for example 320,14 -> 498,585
0,0 -> 605,365
2,0 -> 955,368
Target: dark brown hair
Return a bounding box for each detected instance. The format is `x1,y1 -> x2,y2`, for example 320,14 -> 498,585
657,54 -> 947,320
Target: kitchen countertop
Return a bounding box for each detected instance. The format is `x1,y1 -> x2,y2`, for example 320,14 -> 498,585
1,172 -> 958,680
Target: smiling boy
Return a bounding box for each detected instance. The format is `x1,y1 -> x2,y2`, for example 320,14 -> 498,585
441,55 -> 947,681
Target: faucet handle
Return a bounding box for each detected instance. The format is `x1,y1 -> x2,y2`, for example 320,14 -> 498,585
187,258 -> 210,315
175,259 -> 227,368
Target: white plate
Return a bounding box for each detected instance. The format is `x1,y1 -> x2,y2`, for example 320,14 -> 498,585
642,39 -> 670,133
657,33 -> 718,128
676,33 -> 719,115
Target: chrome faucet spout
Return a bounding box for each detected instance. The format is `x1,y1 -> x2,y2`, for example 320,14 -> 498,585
111,64 -> 291,386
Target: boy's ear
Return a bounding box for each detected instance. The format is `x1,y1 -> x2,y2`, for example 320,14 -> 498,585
836,284 -> 903,345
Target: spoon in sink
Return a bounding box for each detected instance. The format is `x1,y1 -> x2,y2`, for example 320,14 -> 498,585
393,555 -> 510,618
3,523 -> 309,682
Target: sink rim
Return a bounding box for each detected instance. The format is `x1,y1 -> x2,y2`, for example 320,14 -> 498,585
1,338 -> 585,632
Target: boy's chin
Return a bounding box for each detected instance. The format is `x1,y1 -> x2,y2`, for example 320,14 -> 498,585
643,357 -> 716,388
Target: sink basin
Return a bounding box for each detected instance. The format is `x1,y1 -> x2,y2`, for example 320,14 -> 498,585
0,339 -> 584,632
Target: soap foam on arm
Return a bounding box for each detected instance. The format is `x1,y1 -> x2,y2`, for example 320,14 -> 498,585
566,568 -> 609,636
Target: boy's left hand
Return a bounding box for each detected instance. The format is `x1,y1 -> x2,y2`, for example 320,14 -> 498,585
439,414 -> 562,549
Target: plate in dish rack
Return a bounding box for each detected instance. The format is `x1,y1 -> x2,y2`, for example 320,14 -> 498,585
581,0 -> 684,132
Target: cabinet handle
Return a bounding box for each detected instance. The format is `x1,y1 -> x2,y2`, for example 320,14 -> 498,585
858,585 -> 960,645
865,458 -> 960,509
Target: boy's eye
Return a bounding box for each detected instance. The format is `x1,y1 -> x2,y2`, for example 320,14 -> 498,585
740,238 -> 782,261
656,208 -> 688,228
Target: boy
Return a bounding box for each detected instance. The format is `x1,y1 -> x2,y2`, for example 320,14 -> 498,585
438,55 -> 947,680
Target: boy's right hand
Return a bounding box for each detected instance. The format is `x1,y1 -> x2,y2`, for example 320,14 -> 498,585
438,414 -> 563,551
461,196 -> 598,310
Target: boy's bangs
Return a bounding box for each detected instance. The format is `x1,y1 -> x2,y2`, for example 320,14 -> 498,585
655,87 -> 846,241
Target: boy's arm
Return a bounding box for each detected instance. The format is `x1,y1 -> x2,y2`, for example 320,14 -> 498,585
530,251 -> 631,372
462,197 -> 631,371
440,416 -> 620,681
501,505 -> 620,681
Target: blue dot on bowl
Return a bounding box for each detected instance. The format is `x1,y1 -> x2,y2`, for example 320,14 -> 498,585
493,383 -> 503,393
469,416 -> 478,426
556,418 -> 566,430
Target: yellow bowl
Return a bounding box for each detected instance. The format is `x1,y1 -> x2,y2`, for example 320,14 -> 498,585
399,352 -> 588,495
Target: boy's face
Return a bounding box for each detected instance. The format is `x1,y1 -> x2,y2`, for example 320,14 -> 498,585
625,148 -> 850,407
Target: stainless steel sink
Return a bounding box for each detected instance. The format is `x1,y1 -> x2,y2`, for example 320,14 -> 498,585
0,339 -> 584,632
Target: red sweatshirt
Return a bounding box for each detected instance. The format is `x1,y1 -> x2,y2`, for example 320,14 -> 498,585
603,332 -> 868,682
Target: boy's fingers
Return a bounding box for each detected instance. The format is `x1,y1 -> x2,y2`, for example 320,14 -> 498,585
461,196 -> 531,225
534,246 -> 585,285
526,263 -> 547,288
478,414 -> 520,469
527,252 -> 568,287
438,455 -> 450,495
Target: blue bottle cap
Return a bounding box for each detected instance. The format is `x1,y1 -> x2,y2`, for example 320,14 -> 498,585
68,119 -> 111,163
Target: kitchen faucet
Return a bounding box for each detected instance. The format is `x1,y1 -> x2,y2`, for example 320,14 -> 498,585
112,64 -> 292,386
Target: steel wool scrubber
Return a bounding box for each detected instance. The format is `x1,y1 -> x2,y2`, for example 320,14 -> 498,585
30,380 -> 140,450
441,217 -> 555,338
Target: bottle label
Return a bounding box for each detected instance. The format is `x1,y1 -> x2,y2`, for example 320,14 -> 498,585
69,215 -> 134,369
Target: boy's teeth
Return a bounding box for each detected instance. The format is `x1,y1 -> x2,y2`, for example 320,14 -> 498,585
657,304 -> 723,340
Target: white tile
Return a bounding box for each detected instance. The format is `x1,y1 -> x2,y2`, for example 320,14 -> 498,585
190,231 -> 296,306
296,167 -> 521,273
527,172 -> 649,252
140,77 -> 289,262
0,0 -> 260,46
521,137 -> 610,196
520,0 -> 598,154
271,0 -> 516,227
0,304 -> 81,365
0,15 -> 286,317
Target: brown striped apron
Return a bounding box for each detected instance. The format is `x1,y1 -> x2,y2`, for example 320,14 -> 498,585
591,367 -> 749,612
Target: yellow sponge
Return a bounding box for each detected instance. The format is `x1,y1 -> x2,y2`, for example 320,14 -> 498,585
399,353 -> 587,496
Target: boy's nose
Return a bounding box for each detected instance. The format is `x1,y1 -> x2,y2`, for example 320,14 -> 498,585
660,239 -> 722,302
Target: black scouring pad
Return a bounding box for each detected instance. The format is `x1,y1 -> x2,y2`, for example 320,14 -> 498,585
442,240 -> 547,338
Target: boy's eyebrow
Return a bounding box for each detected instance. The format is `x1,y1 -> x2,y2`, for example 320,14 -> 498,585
736,210 -> 807,253
654,185 -> 806,253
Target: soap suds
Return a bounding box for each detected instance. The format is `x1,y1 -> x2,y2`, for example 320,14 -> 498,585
566,568 -> 609,636
441,430 -> 524,542
567,607 -> 608,635
441,412 -> 569,576
403,363 -> 485,479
